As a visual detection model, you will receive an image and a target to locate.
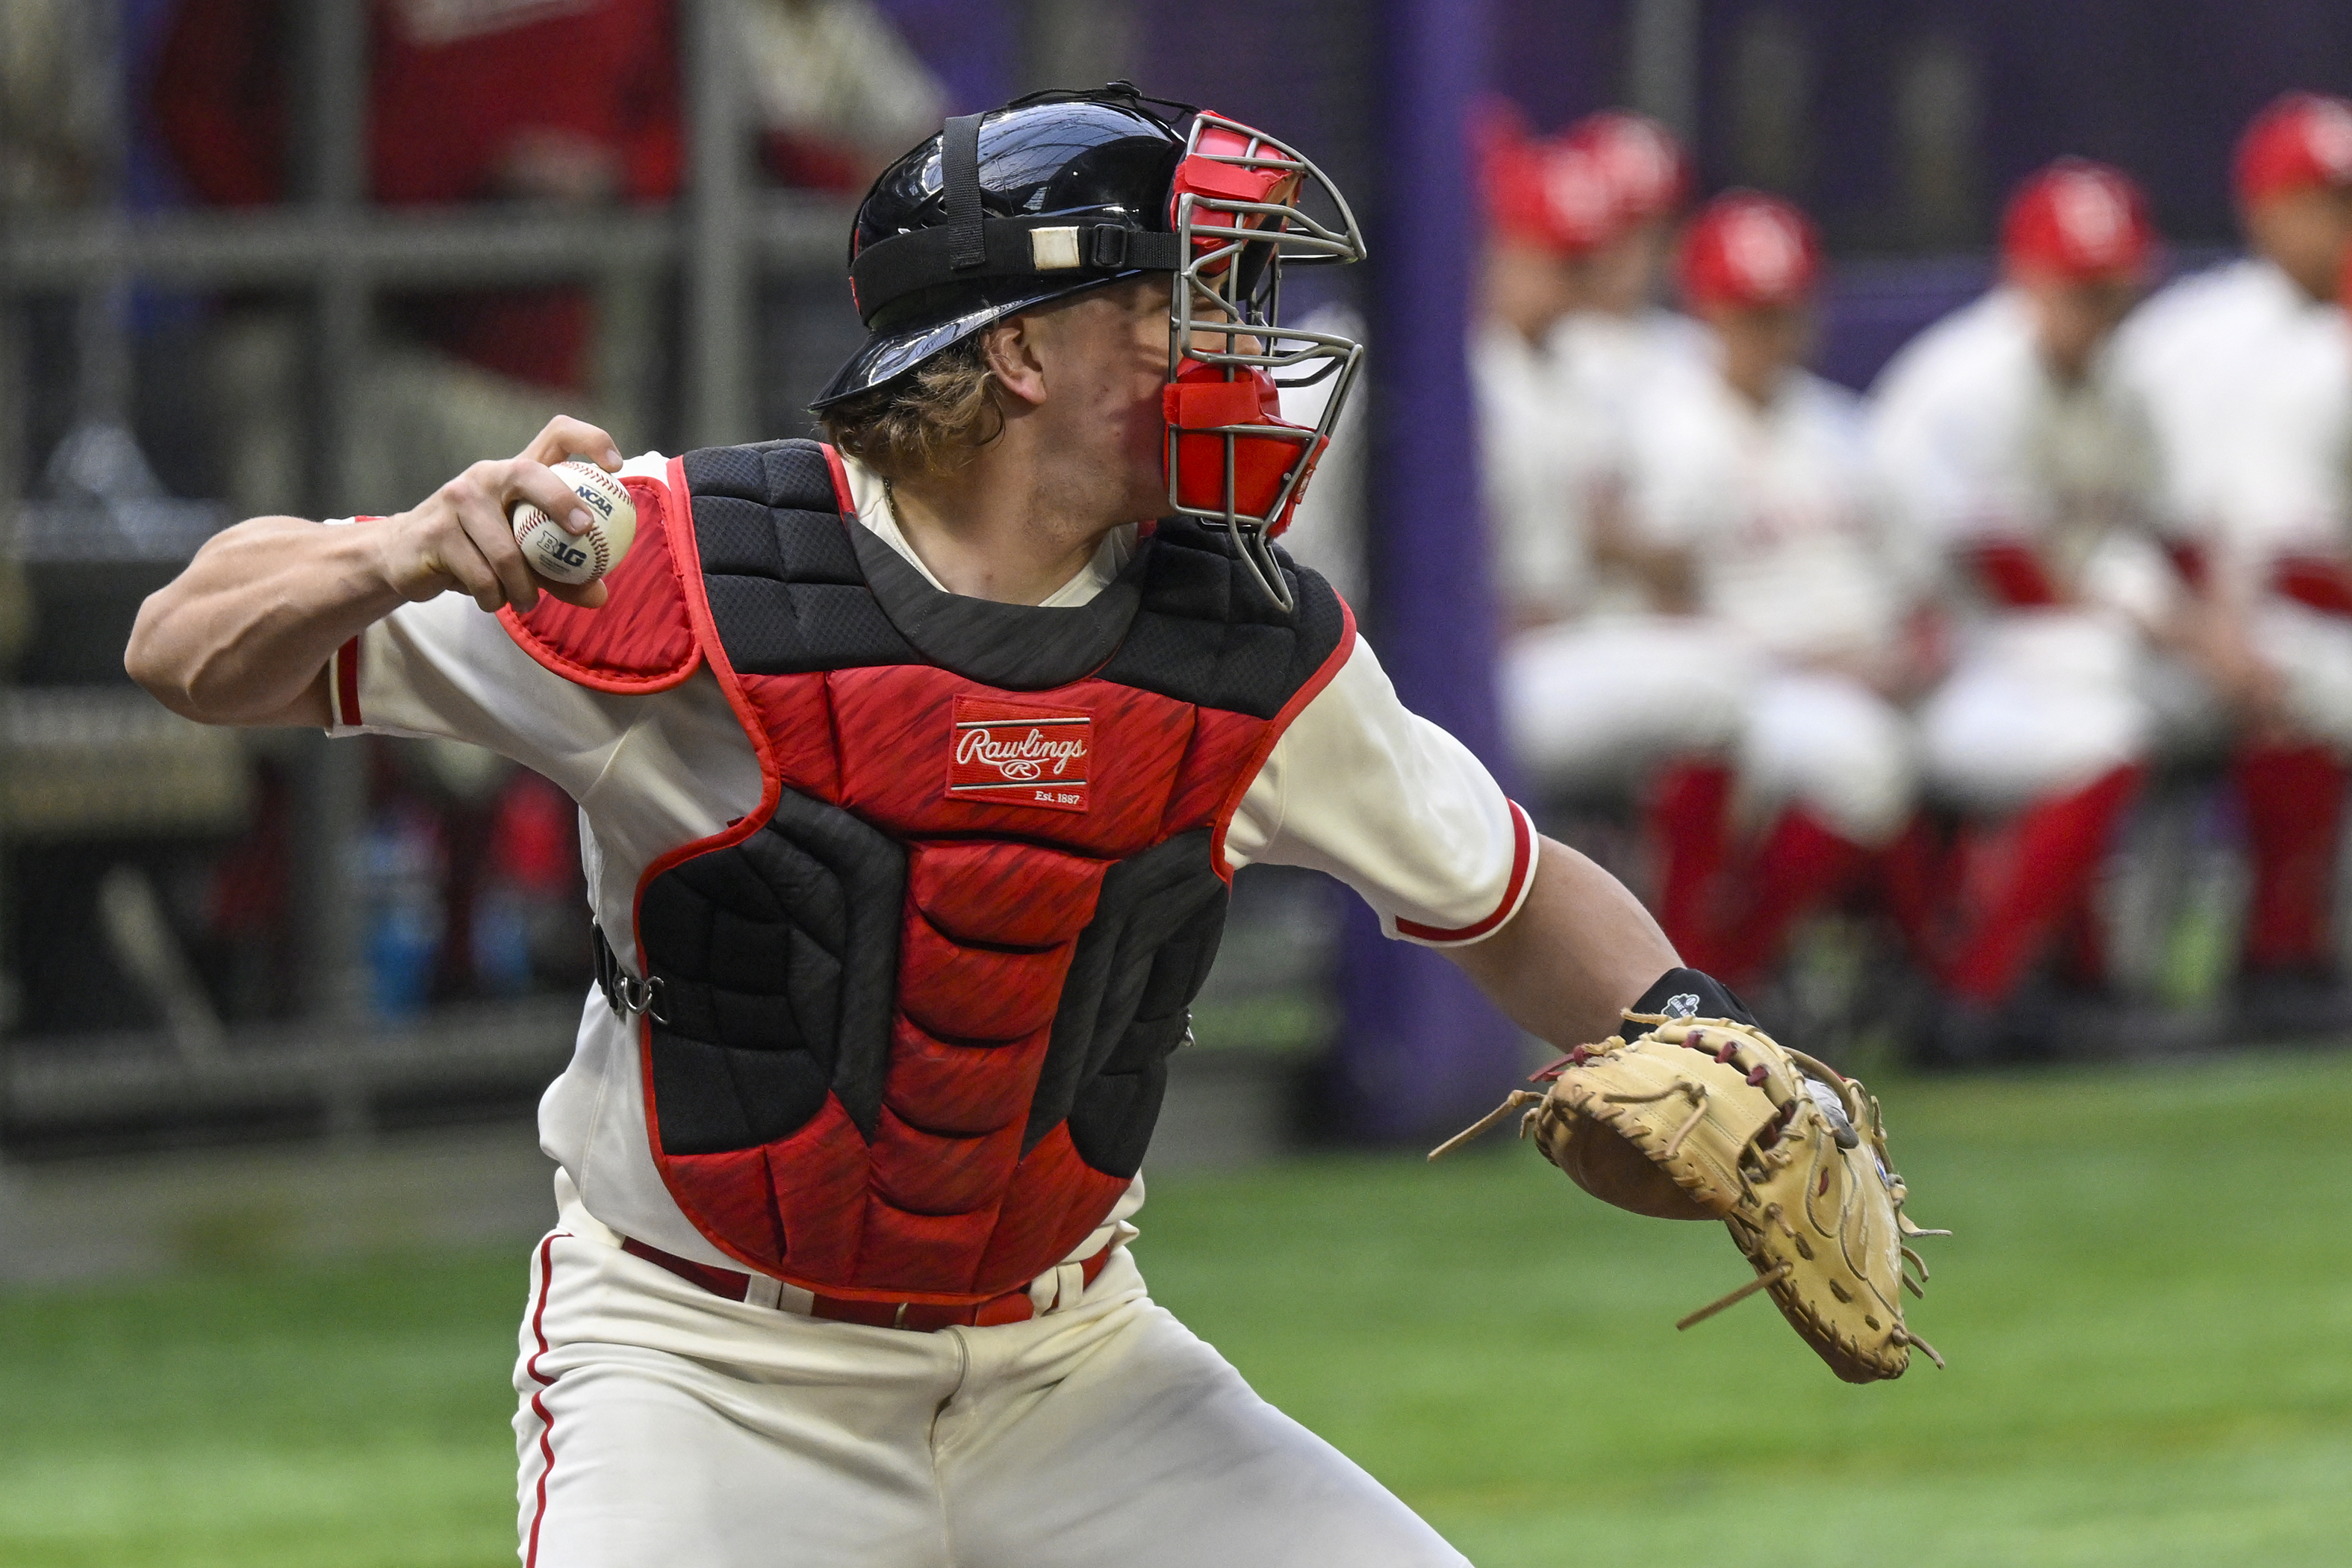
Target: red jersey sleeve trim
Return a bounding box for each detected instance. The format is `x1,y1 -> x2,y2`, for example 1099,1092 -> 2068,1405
1393,799 -> 1538,945
332,635 -> 363,727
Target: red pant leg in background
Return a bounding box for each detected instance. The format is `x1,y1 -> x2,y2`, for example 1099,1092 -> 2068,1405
1646,759 -> 1735,974
1708,806 -> 1875,989
2233,741 -> 2349,975
1938,765 -> 2144,1007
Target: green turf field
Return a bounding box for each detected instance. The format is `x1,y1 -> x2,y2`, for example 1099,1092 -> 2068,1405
4,1051 -> 2349,1567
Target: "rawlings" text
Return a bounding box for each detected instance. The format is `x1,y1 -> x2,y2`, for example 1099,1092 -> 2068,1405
954,726 -> 1088,781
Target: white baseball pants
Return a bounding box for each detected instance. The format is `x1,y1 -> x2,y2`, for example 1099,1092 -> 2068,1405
1736,669 -> 1918,846
1917,612 -> 2154,812
1504,618 -> 1916,841
512,1209 -> 1467,1567
1502,615 -> 1756,790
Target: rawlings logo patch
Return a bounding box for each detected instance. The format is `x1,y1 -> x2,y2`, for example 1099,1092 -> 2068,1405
947,697 -> 1092,813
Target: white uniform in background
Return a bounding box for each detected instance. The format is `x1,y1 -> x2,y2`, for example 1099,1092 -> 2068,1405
1615,354 -> 1916,844
1494,306 -> 1737,794
2114,258 -> 2352,746
1538,304 -> 1716,605
1870,289 -> 2183,810
1474,320 -> 1615,622
1277,305 -> 1370,607
1479,311 -> 1707,608
1549,305 -> 1713,424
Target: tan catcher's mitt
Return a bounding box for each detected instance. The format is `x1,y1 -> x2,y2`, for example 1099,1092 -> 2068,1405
1434,1013 -> 1946,1383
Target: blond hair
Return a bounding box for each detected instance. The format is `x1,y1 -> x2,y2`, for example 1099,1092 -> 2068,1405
818,336 -> 1004,482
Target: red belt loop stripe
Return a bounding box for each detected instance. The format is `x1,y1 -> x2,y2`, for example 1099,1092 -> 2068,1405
619,1236 -> 1112,1330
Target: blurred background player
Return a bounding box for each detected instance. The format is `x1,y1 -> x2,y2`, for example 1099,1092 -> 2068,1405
1474,107 -> 1618,634
1870,160 -> 2205,1061
1620,192 -> 1919,998
2115,92 -> 2352,1030
0,0 -> 106,210
151,0 -> 686,517
145,0 -> 943,1012
739,0 -> 948,192
1496,110 -> 1748,813
1553,108 -> 1706,411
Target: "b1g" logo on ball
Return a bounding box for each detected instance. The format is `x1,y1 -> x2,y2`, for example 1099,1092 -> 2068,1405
508,459 -> 636,586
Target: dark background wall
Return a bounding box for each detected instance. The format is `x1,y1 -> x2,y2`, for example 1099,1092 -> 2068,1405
874,1 -> 2352,255
1489,0 -> 2352,250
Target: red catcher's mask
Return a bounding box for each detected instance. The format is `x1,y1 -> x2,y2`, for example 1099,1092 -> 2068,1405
1160,111 -> 1365,610
1162,358 -> 1329,538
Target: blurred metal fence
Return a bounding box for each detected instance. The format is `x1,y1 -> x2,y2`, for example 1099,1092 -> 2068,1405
0,0 -> 857,1148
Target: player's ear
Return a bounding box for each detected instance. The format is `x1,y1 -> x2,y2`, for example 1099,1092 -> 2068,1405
980,316 -> 1049,408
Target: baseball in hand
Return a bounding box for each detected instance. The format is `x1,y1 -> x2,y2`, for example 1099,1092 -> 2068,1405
512,460 -> 636,585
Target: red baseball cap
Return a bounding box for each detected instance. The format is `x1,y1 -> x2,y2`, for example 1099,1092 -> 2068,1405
1677,190 -> 1822,311
1478,101 -> 1617,255
2235,92 -> 2352,206
1563,109 -> 1691,225
2001,158 -> 2156,282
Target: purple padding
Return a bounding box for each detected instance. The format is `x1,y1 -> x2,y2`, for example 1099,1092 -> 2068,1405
1334,0 -> 1528,1143
868,0 -> 1017,114
1814,255 -> 1995,391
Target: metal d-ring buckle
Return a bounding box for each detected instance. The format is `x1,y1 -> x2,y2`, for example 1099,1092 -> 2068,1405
609,973 -> 668,1024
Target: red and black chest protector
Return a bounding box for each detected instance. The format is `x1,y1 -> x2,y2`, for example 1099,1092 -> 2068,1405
503,440 -> 1353,1303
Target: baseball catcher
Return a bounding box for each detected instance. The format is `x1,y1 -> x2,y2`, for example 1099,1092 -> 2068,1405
125,80 -> 1864,1564
1434,972 -> 1945,1382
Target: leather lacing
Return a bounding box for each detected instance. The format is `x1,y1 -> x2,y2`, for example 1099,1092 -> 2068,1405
1602,1078 -> 1713,1160
1429,1012 -> 1951,1376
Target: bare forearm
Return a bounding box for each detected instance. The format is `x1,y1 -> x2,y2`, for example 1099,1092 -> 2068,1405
1444,835 -> 1679,1048
125,416 -> 624,728
127,516 -> 399,725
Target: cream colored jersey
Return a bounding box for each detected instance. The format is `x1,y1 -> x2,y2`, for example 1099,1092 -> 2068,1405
1623,355 -> 1903,666
2113,257 -> 2352,588
1473,323 -> 1615,620
1870,289 -> 2177,626
1477,305 -> 1709,623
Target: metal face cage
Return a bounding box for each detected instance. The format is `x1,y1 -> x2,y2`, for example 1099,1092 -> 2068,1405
1165,112 -> 1369,611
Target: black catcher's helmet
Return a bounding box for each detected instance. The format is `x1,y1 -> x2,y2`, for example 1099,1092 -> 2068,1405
815,85 -> 1189,406
814,82 -> 1367,610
